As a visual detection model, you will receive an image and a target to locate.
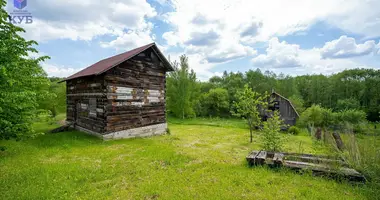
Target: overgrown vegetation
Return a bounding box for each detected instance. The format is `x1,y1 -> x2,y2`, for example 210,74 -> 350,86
288,126 -> 300,135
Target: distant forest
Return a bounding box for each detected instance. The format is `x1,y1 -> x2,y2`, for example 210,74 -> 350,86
166,56 -> 380,122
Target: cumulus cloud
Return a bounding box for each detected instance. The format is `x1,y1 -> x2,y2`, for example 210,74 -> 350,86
240,21 -> 263,37
251,37 -> 374,75
252,38 -> 302,68
158,0 -> 380,79
185,30 -> 220,46
42,63 -> 82,78
162,31 -> 181,46
191,13 -> 213,25
162,0 -> 380,43
100,27 -> 154,50
205,44 -> 257,63
320,36 -> 378,59
16,0 -> 156,42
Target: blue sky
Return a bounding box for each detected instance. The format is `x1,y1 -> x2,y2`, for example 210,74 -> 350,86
7,0 -> 380,80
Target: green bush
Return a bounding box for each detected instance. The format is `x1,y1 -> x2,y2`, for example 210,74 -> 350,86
297,104 -> 335,128
260,111 -> 286,151
336,98 -> 360,111
288,126 -> 300,135
335,109 -> 366,125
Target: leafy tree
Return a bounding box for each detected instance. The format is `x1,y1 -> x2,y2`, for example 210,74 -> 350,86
336,98 -> 360,111
0,0 -> 49,140
335,109 -> 366,125
233,84 -> 268,143
166,55 -> 198,119
288,95 -> 305,114
298,104 -> 336,128
298,105 -> 324,128
38,80 -> 66,117
261,111 -> 286,151
199,88 -> 229,117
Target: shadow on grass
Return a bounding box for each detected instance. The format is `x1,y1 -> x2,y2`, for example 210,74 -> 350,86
26,131 -> 102,148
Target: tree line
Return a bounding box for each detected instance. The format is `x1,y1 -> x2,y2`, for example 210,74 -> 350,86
166,55 -> 380,122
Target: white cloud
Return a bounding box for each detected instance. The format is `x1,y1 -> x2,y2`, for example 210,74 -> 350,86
162,0 -> 379,44
251,37 -> 374,75
376,41 -> 380,54
11,0 -> 379,80
22,19 -> 119,41
100,25 -> 154,50
159,0 -> 380,79
252,38 -> 301,68
321,35 -> 377,59
18,0 -> 156,42
167,52 -> 219,81
327,0 -> 380,39
185,30 -> 220,46
42,63 -> 82,78
162,31 -> 180,46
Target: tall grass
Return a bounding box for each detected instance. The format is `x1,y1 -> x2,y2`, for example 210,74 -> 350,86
332,124 -> 380,195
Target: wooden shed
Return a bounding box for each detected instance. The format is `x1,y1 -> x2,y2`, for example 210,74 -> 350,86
61,43 -> 174,140
262,92 -> 300,127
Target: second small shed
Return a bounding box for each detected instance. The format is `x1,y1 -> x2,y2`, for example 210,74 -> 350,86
62,43 -> 174,140
263,92 -> 300,127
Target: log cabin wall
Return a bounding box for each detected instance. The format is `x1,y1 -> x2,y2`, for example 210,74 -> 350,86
104,48 -> 166,134
66,76 -> 107,134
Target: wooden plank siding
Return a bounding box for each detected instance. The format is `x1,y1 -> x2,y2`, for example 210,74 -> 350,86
260,92 -> 299,127
66,75 -> 107,133
270,93 -> 298,126
103,51 -> 167,133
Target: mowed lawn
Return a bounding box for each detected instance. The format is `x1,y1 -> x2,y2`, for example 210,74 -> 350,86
0,118 -> 375,199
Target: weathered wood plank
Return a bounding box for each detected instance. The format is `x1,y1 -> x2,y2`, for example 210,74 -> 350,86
246,150 -> 366,182
273,153 -> 284,166
255,151 -> 267,165
68,93 -> 104,97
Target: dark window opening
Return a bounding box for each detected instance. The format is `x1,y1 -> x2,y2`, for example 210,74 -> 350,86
268,100 -> 280,111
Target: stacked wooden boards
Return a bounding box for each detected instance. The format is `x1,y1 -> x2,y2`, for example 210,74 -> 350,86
246,150 -> 366,183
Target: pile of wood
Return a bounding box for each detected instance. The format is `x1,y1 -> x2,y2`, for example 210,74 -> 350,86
246,150 -> 366,183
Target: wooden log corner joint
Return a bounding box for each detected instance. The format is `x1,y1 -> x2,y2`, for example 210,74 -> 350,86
246,150 -> 366,183
60,43 -> 173,140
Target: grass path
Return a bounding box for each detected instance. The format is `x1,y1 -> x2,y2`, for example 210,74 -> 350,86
0,118 -> 374,199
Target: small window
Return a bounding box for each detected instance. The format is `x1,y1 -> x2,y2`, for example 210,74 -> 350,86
89,98 -> 97,117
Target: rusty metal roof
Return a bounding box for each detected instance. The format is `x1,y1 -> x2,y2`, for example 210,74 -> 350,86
62,43 -> 173,81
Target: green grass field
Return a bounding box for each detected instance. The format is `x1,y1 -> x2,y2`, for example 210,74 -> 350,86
0,117 -> 378,199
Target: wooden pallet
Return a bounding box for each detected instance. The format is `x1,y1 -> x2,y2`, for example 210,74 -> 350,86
246,150 -> 366,183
